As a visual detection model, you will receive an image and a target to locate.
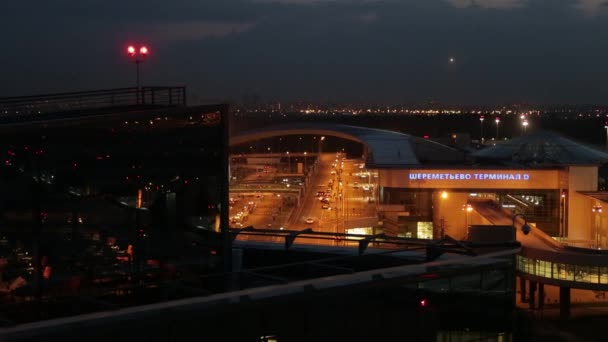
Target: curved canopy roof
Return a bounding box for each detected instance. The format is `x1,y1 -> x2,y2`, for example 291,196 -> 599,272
230,122 -> 462,168
472,130 -> 608,166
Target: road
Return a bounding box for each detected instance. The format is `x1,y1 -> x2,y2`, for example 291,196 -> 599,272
229,152 -> 378,246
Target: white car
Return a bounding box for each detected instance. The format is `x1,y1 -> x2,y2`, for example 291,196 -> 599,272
305,218 -> 314,224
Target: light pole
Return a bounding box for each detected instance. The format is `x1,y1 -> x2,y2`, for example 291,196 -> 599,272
495,117 -> 500,140
512,213 -> 532,240
592,204 -> 603,248
319,136 -> 325,154
462,203 -> 473,230
286,151 -> 290,173
480,115 -> 485,142
522,119 -> 529,134
604,122 -> 608,150
127,45 -> 149,104
303,151 -> 307,173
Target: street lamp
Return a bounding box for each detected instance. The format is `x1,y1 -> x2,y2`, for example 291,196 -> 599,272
286,151 -> 290,173
319,136 -> 325,154
522,119 -> 529,134
593,204 -> 603,248
126,44 -> 149,104
479,115 -> 485,142
303,151 -> 307,172
512,213 -> 532,240
462,204 -> 473,230
604,122 -> 608,150
495,117 -> 501,140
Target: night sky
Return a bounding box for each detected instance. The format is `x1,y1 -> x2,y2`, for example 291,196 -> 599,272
1,0 -> 607,105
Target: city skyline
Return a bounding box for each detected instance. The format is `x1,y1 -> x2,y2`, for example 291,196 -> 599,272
1,0 -> 607,105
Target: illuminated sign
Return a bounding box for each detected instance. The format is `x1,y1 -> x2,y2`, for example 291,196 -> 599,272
409,172 -> 530,181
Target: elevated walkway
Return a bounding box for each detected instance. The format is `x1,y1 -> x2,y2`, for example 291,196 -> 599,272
469,199 -> 608,291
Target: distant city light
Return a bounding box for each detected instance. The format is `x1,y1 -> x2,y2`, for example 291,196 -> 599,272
449,57 -> 455,64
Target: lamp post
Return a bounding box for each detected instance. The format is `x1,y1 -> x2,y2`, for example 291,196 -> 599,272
495,117 -> 501,140
303,151 -> 307,173
512,213 -> 532,240
592,204 -> 603,248
479,115 -> 485,142
126,45 -> 149,104
604,122 -> 608,150
319,136 -> 325,154
462,203 -> 473,230
286,151 -> 290,173
522,119 -> 529,134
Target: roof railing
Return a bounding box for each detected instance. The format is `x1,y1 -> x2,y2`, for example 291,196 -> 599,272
0,86 -> 186,116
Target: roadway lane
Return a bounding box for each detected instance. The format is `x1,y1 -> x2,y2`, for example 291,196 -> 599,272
230,152 -> 378,246
289,153 -> 341,245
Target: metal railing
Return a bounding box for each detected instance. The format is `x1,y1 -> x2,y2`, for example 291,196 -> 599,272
0,86 -> 186,117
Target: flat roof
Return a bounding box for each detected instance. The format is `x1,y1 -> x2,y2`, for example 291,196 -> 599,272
473,130 -> 608,166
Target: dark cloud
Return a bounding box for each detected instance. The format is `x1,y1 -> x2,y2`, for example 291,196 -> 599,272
1,0 -> 607,104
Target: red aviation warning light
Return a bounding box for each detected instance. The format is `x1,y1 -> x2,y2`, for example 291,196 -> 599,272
127,45 -> 136,56
140,46 -> 149,55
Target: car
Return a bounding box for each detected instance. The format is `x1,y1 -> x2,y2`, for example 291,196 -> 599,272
322,204 -> 330,210
362,185 -> 370,191
305,218 -> 314,224
330,170 -> 336,175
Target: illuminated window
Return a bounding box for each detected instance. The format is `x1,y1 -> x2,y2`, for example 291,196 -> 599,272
417,221 -> 434,239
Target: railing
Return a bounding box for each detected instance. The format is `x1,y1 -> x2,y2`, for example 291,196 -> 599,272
0,86 -> 186,117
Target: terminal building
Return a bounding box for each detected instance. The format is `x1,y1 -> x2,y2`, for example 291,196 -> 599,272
377,130 -> 608,243
232,123 -> 608,317
232,123 -> 608,244
373,129 -> 608,316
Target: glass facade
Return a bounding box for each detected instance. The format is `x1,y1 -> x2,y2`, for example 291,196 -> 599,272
0,104 -> 229,320
496,190 -> 560,236
517,255 -> 608,285
381,187 -> 560,238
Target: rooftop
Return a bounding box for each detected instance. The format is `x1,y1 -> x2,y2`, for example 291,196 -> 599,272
472,130 -> 608,166
230,122 -> 464,168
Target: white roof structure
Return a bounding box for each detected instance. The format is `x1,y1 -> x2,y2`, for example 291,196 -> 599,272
230,122 -> 462,168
